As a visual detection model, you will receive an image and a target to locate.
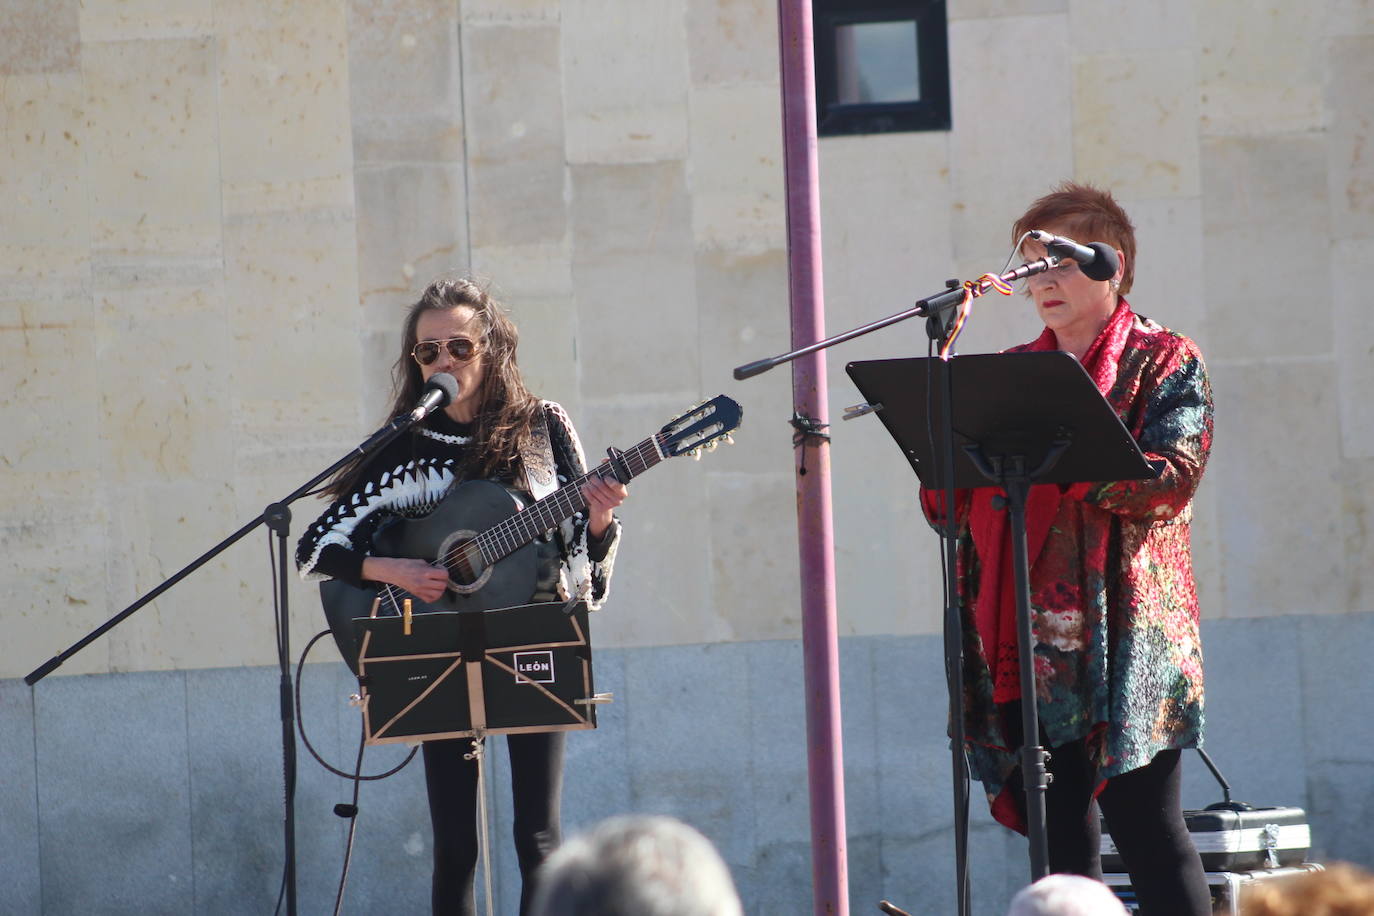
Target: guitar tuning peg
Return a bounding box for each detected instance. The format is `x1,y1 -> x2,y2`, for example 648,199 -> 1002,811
724,434 -> 734,445
705,440 -> 718,451
691,448 -> 702,461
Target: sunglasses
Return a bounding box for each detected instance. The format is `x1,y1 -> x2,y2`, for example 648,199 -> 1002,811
412,337 -> 480,366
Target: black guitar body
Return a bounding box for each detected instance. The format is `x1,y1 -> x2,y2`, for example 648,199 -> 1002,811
316,394 -> 745,671
319,479 -> 541,669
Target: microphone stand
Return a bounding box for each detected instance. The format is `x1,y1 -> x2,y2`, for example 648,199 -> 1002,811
25,408 -> 433,916
733,255 -> 1063,916
732,256 -> 1057,383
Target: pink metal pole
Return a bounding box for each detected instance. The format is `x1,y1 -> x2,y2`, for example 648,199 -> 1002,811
776,2 -> 849,913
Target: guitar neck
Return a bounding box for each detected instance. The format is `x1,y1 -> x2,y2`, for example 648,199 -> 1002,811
474,433 -> 665,563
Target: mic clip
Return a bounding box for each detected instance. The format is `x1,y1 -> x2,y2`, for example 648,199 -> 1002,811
842,402 -> 882,421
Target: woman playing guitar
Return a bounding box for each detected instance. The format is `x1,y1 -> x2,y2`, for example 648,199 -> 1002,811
296,276 -> 627,915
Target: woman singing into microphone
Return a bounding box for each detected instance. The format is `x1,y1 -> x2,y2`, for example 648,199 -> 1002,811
921,183 -> 1214,914
296,276 -> 627,915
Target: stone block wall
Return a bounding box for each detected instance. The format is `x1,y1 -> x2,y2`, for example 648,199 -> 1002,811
3,0 -> 1373,911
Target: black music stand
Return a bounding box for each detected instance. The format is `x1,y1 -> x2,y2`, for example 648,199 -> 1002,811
846,351 -> 1156,881
354,600 -> 606,914
354,601 -> 604,743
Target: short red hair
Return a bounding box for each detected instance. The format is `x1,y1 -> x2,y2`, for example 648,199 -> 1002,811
1013,182 -> 1137,294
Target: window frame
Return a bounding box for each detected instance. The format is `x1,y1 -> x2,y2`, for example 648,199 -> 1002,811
814,0 -> 951,137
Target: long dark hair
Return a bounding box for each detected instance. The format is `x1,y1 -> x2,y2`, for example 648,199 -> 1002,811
326,276 -> 541,498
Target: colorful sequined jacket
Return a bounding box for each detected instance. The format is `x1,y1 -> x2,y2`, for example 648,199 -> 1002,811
921,307 -> 1213,830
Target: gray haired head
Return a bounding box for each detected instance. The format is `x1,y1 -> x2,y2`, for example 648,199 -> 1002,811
1006,874 -> 1129,916
531,815 -> 743,916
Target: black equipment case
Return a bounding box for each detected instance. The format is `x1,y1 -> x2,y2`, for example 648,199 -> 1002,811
1101,805 -> 1312,872
1102,748 -> 1318,915
1103,747 -> 1314,873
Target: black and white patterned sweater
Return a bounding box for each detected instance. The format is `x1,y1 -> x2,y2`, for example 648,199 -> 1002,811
295,401 -> 620,610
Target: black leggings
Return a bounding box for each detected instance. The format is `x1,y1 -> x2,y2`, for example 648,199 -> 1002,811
422,732 -> 565,916
1013,738 -> 1212,915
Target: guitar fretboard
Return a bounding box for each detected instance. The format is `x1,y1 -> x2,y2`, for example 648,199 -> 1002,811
468,433 -> 666,565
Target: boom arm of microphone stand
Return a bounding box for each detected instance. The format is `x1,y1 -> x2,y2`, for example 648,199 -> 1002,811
731,260 -> 1056,381
351,413 -> 418,457
732,296 -> 948,381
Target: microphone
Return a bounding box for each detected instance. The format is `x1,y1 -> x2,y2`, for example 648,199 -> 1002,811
408,372 -> 459,422
1027,230 -> 1121,282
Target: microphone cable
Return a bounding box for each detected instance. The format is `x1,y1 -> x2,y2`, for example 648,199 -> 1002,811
330,720 -> 368,916
293,630 -> 417,782
290,629 -> 420,916
1003,230 -> 1034,275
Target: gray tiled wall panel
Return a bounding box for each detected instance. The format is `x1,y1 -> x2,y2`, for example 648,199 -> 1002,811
0,679 -> 41,916
743,638 -> 812,914
187,663 -> 355,914
5,616 -> 1374,914
1182,618 -> 1308,811
622,642 -> 759,892
1299,612 -> 1374,867
34,670 -> 194,915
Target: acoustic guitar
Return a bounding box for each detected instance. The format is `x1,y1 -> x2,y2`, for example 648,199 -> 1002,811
319,395 -> 742,659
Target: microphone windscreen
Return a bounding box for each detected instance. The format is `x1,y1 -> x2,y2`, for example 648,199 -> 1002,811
427,372 -> 460,408
1083,243 -> 1121,282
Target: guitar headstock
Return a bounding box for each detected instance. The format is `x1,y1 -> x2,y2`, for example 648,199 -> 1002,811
659,395 -> 743,459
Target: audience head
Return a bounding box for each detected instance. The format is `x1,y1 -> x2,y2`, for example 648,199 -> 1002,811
1006,874 -> 1128,916
1240,863 -> 1374,916
531,814 -> 743,916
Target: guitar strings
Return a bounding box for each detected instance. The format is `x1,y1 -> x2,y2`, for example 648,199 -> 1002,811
377,582 -> 406,615
368,408 -> 728,609
435,434 -> 664,577
448,436 -> 658,568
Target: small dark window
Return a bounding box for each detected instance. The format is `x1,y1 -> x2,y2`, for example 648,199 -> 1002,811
815,0 -> 950,136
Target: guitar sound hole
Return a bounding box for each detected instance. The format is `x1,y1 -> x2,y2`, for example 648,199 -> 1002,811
444,539 -> 484,587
